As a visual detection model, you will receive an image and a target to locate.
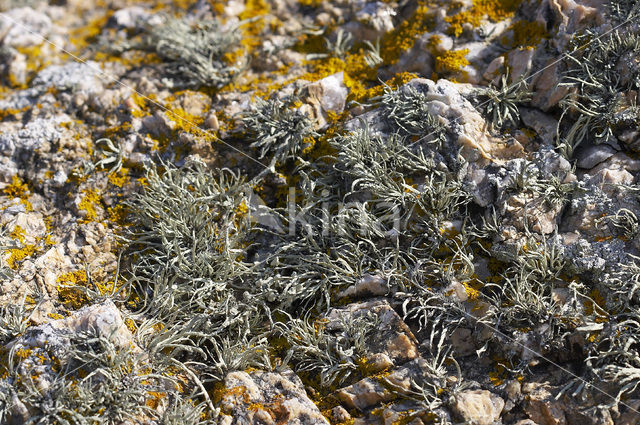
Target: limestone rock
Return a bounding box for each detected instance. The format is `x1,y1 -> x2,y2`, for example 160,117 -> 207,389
216,369 -> 330,425
336,357 -> 438,411
451,390 -> 505,425
523,384 -> 566,425
325,299 -> 419,368
301,72 -> 349,129
0,7 -> 52,48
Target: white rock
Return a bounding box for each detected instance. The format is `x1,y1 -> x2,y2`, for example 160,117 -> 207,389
451,390 -> 505,425
0,8 -> 51,48
112,6 -> 153,29
337,274 -> 389,299
217,369 -> 330,425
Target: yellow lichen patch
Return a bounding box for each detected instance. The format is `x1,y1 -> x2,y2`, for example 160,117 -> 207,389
503,20 -> 548,48
67,12 -> 113,52
446,0 -> 522,37
238,0 -> 270,54
0,105 -> 29,121
14,45 -> 59,87
78,188 -> 102,223
380,2 -> 432,65
125,318 -> 137,333
6,226 -> 37,269
129,92 -> 150,119
462,279 -> 482,300
15,348 -> 32,360
4,175 -> 33,211
488,357 -> 510,386
584,289 -> 608,322
434,49 -> 470,75
146,391 -> 166,409
298,0 -> 323,6
56,270 -> 90,310
301,50 -> 378,103
107,203 -> 128,226
108,167 -> 130,188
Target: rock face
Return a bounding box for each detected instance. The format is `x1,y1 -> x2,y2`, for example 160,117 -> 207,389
216,369 -> 330,425
0,0 -> 640,424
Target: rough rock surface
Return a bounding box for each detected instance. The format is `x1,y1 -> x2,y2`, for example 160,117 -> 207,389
0,0 -> 640,424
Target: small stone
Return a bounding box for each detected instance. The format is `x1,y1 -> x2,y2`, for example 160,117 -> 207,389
520,108 -> 558,146
111,6 -> 152,29
302,72 -> 349,128
575,144 -> 616,169
204,113 -> 220,131
337,274 -> 389,299
506,380 -> 522,401
450,327 -> 475,357
451,390 -> 505,425
330,406 -> 351,423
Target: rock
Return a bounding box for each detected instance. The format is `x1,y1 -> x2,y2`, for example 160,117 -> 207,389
483,56 -> 505,83
336,357 -> 441,411
32,61 -> 104,95
520,108 -> 558,146
215,368 -> 330,425
531,59 -> 569,111
575,144 -> 617,169
450,327 -> 475,357
451,390 -> 505,425
337,273 -> 389,299
111,6 -> 159,29
301,72 -> 349,128
342,1 -> 396,40
506,380 -> 522,401
524,384 -> 566,425
400,78 -> 525,163
0,7 -> 52,47
325,300 -> 419,367
507,48 -> 535,81
617,399 -> 640,425
330,406 -> 351,423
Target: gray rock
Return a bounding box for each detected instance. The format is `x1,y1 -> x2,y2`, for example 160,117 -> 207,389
575,144 -> 617,169
0,115 -> 68,158
111,6 -> 160,29
521,108 -> 559,146
32,61 -> 104,95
